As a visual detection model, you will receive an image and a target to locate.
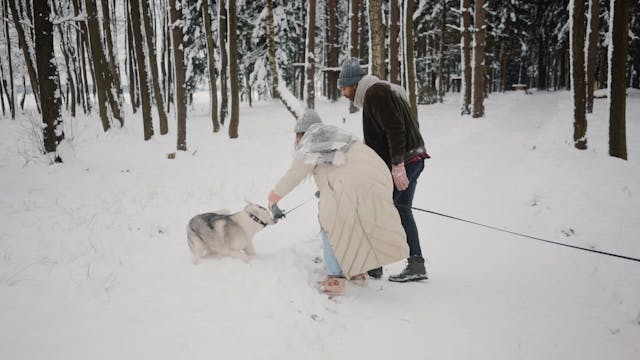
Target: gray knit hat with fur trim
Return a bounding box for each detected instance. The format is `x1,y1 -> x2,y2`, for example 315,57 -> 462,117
338,58 -> 366,88
294,109 -> 323,133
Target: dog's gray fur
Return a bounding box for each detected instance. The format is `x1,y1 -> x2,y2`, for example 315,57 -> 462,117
187,202 -> 275,263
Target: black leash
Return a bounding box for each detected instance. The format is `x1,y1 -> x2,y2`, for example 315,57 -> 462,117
401,205 -> 640,263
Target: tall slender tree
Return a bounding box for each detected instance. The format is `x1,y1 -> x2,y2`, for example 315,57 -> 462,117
460,0 -> 472,114
570,0 -> 587,149
141,0 -> 169,134
350,0 -> 360,57
219,0 -> 229,124
265,0 -> 280,99
33,0 -> 63,162
228,0 -> 240,138
130,0 -> 154,140
608,0 -> 630,159
368,0 -> 385,79
389,0 -> 400,84
8,0 -> 40,112
170,0 -> 187,150
472,0 -> 486,118
405,0 -> 418,117
3,0 -> 15,119
585,0 -> 600,113
202,0 -> 220,132
306,0 -> 316,109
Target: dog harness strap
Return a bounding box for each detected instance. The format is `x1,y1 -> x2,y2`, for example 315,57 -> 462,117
249,213 -> 268,227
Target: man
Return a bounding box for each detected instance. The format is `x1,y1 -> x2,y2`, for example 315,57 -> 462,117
338,58 -> 429,282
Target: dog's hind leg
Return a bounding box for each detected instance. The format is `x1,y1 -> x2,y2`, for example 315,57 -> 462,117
187,226 -> 209,264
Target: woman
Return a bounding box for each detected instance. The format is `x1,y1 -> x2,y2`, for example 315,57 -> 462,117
268,109 -> 409,295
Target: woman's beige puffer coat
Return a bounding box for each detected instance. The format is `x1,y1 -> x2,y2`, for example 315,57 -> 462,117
273,142 -> 409,277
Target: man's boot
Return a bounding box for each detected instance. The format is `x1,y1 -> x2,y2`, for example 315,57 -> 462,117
388,256 -> 428,282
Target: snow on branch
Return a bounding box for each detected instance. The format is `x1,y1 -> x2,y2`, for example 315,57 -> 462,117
277,75 -> 303,120
52,12 -> 87,25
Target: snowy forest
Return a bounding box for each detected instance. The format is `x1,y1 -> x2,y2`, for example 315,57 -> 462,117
0,0 -> 638,160
2,1 -> 640,358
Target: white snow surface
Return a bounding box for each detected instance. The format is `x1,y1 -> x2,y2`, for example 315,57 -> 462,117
1,90 -> 640,359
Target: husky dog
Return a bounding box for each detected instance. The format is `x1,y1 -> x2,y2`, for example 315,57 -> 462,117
187,202 -> 276,264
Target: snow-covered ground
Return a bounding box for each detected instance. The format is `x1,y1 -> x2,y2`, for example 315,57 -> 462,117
1,90 -> 639,359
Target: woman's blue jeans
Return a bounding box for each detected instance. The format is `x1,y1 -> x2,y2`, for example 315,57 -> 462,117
393,159 -> 425,257
321,230 -> 343,276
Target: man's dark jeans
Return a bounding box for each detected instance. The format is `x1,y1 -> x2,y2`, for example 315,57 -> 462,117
393,160 -> 425,257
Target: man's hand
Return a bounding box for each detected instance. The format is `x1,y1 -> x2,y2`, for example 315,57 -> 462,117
391,163 -> 409,191
267,190 -> 282,209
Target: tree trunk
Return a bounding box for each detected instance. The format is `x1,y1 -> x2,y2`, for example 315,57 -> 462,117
389,0 -> 400,84
306,0 -> 316,109
141,0 -> 169,134
350,0 -> 360,57
359,0 -> 367,61
130,0 -> 154,140
570,0 -> 587,149
3,0 -> 15,118
100,0 -> 123,101
585,0 -> 600,113
265,0 -> 279,99
202,0 -> 220,132
405,0 -> 418,118
608,0 -> 629,159
327,0 -> 339,100
472,0 -> 485,118
461,0 -> 472,114
125,0 -> 138,113
219,0 -> 229,123
34,0 -> 63,162
438,0 -> 447,102
170,0 -> 187,150
8,0 -> 40,112
227,0 -> 239,138
51,2 -> 77,117
85,0 -> 112,130
368,0 -> 385,79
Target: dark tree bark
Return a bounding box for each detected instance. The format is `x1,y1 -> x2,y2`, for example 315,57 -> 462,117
438,0 -> 447,102
571,0 -> 587,149
8,0 -> 40,112
586,0 -> 600,113
368,0 -> 385,79
202,0 -> 220,132
85,0 -> 124,129
228,0 -> 239,138
125,0 -> 138,113
461,0 -> 472,114
389,0 -> 400,84
2,0 -> 15,118
306,0 -> 316,109
33,0 -> 63,161
265,0 -> 279,99
100,0 -> 123,101
169,0 -> 187,150
405,0 -> 418,117
219,0 -> 229,123
130,0 -> 154,140
608,0 -> 630,159
350,0 -> 360,57
141,0 -> 169,134
472,0 -> 486,118
51,2 -> 76,117
326,0 -> 339,100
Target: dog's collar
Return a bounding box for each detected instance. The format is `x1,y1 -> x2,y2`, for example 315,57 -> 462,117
249,213 -> 268,227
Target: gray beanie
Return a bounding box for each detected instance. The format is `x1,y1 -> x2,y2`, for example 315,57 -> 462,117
338,58 -> 366,88
294,109 -> 322,133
